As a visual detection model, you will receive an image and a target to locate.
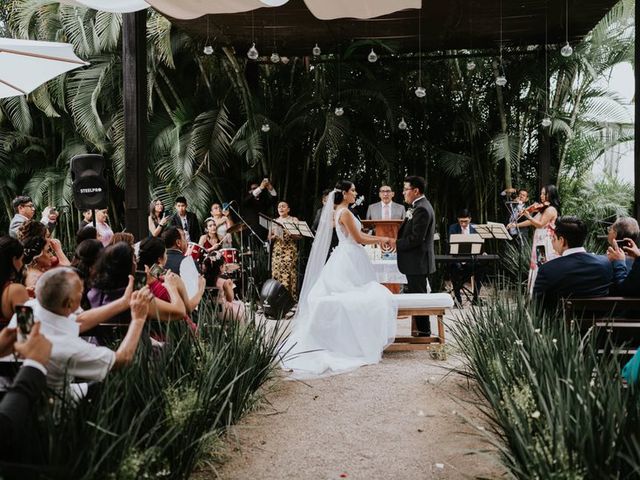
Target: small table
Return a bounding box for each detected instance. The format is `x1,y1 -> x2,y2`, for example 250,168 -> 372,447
370,258 -> 406,293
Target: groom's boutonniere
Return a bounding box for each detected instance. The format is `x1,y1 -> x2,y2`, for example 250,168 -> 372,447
406,208 -> 414,220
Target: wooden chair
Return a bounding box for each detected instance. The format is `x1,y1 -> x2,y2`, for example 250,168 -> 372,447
563,297 -> 640,360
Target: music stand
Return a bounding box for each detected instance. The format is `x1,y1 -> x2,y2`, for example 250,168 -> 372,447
449,233 -> 484,255
474,223 -> 513,241
447,234 -> 484,305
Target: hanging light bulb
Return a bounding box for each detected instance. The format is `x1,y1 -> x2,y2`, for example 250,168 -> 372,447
414,86 -> 426,98
270,52 -> 280,63
541,116 -> 552,127
312,43 -> 321,56
495,75 -> 507,87
247,43 -> 259,60
203,45 -> 214,55
398,117 -> 408,130
334,106 -> 344,116
261,122 -> 270,132
367,48 -> 378,63
560,42 -> 573,57
466,60 -> 476,71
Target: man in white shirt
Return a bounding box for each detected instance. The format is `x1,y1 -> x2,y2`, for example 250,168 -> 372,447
9,268 -> 151,391
162,226 -> 206,303
366,185 -> 406,221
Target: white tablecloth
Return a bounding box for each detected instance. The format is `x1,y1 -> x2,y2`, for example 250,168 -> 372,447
371,259 -> 407,284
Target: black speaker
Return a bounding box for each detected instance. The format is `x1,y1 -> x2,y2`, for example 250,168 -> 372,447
260,279 -> 295,319
70,154 -> 108,210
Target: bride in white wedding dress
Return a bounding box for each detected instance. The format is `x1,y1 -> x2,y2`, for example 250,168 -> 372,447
281,180 -> 398,378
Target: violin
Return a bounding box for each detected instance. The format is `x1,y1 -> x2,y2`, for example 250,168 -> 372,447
517,201 -> 550,220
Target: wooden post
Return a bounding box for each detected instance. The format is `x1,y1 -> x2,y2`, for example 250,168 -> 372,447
636,0 -> 640,219
122,11 -> 148,240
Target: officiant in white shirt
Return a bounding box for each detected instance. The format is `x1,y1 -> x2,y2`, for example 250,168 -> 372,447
365,185 -> 405,221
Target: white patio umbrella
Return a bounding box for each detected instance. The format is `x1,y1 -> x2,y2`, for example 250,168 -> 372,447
0,38 -> 88,99
55,0 -> 420,20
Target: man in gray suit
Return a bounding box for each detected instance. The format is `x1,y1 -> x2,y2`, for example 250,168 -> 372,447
366,185 -> 406,221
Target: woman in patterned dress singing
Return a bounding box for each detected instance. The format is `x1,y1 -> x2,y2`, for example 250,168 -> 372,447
269,201 -> 301,300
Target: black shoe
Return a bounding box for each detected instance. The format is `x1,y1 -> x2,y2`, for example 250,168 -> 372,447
413,331 -> 432,337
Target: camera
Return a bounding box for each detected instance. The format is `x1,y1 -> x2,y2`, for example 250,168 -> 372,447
15,305 -> 34,341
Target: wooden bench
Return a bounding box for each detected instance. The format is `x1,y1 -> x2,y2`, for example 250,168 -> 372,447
563,297 -> 640,359
386,293 -> 454,356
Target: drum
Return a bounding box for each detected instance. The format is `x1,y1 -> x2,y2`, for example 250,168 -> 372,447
220,248 -> 238,264
188,242 -> 205,263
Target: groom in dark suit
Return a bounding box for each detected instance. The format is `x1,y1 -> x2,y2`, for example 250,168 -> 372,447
391,176 -> 436,336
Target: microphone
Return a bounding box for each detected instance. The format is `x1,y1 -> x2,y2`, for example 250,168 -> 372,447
225,200 -> 236,207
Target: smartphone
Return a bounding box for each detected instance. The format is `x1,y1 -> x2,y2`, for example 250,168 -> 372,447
616,239 -> 629,249
15,305 -> 34,340
149,264 -> 166,279
134,270 -> 147,290
536,245 -> 547,266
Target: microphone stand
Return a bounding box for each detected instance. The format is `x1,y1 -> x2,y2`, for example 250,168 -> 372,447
226,202 -> 269,302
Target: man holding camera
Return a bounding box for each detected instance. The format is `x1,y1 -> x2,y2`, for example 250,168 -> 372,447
242,178 -> 278,241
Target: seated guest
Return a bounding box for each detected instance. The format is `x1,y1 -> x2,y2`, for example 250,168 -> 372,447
22,237 -> 56,292
138,237 -> 200,322
71,239 -> 103,310
76,225 -> 98,245
607,238 -> 640,296
162,226 -> 205,302
447,209 -> 482,305
109,231 -> 135,247
89,241 -> 186,323
206,257 -> 245,322
0,322 -> 51,465
607,217 -> 640,270
199,218 -> 221,254
622,349 -> 640,385
8,268 -> 151,391
0,237 -> 30,328
9,196 -> 35,238
18,220 -> 71,266
533,216 -> 614,309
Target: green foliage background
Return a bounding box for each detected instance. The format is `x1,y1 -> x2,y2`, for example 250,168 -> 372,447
0,0 -> 635,239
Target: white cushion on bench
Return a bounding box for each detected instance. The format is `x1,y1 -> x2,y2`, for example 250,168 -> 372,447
394,293 -> 454,309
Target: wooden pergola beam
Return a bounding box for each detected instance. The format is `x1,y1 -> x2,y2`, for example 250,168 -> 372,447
122,11 -> 149,241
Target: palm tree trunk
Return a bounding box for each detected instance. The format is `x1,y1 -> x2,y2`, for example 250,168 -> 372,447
492,60 -> 512,189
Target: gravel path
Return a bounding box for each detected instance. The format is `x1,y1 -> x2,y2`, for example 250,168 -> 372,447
198,314 -> 505,480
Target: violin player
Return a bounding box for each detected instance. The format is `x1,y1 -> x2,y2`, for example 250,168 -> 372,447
507,184 -> 562,293
501,188 -> 529,238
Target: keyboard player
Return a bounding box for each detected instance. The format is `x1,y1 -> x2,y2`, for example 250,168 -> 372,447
447,209 -> 484,305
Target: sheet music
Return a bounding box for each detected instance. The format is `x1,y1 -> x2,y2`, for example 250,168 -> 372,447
449,233 -> 484,255
476,222 -> 513,241
271,218 -> 315,239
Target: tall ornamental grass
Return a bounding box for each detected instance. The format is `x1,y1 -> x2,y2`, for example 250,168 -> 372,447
38,303 -> 286,479
451,293 -> 640,479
